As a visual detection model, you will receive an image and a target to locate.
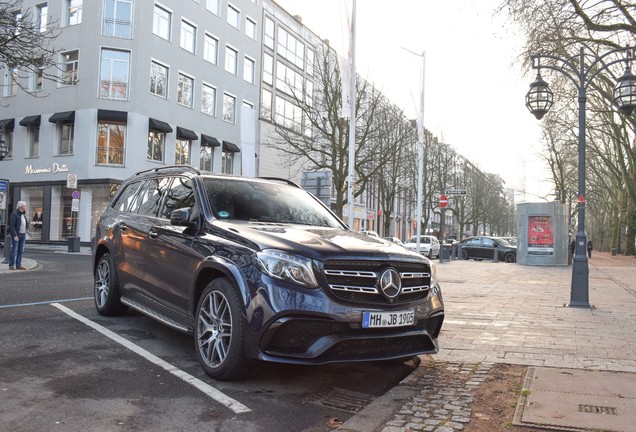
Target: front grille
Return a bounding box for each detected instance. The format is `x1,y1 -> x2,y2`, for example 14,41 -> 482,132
323,260 -> 430,305
265,320 -> 351,355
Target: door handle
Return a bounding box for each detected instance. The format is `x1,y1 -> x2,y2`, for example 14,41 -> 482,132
119,223 -> 128,231
148,229 -> 158,239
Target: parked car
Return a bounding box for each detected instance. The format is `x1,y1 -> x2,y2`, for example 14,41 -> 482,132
403,235 -> 441,258
93,166 -> 445,380
383,236 -> 404,245
502,236 -> 517,246
457,236 -> 517,263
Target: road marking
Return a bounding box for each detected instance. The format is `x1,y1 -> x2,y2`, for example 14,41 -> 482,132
0,297 -> 93,309
51,302 -> 251,414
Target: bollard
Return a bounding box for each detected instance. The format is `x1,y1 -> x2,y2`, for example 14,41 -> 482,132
492,245 -> 499,263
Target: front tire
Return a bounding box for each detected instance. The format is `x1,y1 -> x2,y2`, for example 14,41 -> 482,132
94,252 -> 128,316
194,278 -> 258,381
504,253 -> 516,263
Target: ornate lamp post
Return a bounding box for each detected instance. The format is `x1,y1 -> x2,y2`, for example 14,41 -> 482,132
525,46 -> 636,308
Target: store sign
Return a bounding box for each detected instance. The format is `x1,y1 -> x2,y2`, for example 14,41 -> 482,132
25,163 -> 70,175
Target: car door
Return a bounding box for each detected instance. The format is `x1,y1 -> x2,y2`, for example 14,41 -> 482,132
144,176 -> 200,317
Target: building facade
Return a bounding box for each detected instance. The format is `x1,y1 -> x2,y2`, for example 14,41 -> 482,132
1,0 -> 261,243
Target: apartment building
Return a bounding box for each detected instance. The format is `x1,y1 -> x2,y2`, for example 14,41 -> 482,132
0,0 -> 261,243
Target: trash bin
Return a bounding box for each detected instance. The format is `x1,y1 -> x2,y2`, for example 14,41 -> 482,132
441,244 -> 451,260
68,236 -> 80,252
611,248 -> 617,256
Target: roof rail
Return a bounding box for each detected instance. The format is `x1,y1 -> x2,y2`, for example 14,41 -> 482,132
134,165 -> 201,177
258,177 -> 301,188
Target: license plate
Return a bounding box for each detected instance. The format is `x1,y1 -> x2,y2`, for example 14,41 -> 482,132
362,310 -> 415,328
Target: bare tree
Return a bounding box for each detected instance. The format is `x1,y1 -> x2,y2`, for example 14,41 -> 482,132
0,0 -> 62,96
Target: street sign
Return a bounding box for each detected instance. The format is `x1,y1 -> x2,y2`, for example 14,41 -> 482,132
0,179 -> 8,192
67,173 -> 78,189
439,194 -> 448,208
71,198 -> 80,212
444,188 -> 467,195
72,190 -> 80,200
577,195 -> 586,204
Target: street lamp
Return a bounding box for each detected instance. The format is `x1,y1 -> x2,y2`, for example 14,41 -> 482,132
526,46 -> 636,308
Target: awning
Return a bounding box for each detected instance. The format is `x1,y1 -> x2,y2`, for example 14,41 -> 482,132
19,115 -> 41,127
98,109 -> 127,122
201,134 -> 221,147
48,111 -> 75,123
176,127 -> 198,140
222,140 -> 240,153
149,117 -> 172,133
0,118 -> 15,131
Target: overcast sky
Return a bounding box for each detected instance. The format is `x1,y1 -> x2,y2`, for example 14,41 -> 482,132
274,0 -> 552,202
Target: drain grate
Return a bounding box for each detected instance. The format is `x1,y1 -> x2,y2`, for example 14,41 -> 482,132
578,404 -> 618,416
305,387 -> 374,413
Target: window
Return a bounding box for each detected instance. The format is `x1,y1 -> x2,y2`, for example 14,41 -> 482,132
222,149 -> 234,174
278,27 -> 304,69
30,69 -> 44,92
65,0 -> 82,26
203,33 -> 218,65
4,67 -> 18,97
201,83 -> 216,116
103,0 -> 133,39
160,177 -> 195,219
61,50 -> 79,85
111,181 -> 142,212
177,73 -> 194,107
28,126 -> 40,158
200,146 -> 213,171
150,60 -> 168,98
175,139 -> 190,165
261,88 -> 272,120
243,56 -> 255,84
245,17 -> 256,39
180,19 -> 196,53
57,123 -> 74,155
2,130 -> 13,159
264,17 -> 274,49
137,177 -> 170,216
35,3 -> 48,32
99,48 -> 130,100
97,121 -> 125,165
307,48 -> 315,76
153,4 -> 171,40
276,61 -> 303,96
275,96 -> 302,131
263,53 -> 273,85
205,0 -> 220,15
147,130 -> 165,162
223,93 -> 236,123
227,4 -> 240,29
225,46 -> 237,75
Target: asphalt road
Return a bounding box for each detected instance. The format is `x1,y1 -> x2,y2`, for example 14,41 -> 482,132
0,250 -> 414,432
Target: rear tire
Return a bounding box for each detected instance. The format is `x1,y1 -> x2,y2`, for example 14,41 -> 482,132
194,278 -> 258,381
94,252 -> 128,316
461,249 -> 469,260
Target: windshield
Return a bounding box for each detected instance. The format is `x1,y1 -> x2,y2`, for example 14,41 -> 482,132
202,177 -> 344,228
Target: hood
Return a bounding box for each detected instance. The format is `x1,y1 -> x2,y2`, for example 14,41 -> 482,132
212,221 -> 424,262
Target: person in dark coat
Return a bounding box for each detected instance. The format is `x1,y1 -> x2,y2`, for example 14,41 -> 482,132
587,239 -> 593,258
8,201 -> 29,270
570,239 -> 575,256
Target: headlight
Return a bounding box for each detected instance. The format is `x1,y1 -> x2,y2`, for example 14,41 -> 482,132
255,250 -> 319,288
430,262 -> 438,287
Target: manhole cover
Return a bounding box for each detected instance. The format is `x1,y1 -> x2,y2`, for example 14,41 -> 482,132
305,387 -> 374,413
514,367 -> 636,432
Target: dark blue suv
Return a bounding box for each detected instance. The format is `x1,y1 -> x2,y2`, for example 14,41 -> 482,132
93,166 -> 444,380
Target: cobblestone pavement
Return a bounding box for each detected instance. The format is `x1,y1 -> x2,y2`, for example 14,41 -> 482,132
381,362 -> 493,432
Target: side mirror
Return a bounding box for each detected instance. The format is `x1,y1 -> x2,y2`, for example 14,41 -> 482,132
170,207 -> 195,227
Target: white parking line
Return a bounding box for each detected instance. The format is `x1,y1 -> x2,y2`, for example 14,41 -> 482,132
51,302 -> 251,414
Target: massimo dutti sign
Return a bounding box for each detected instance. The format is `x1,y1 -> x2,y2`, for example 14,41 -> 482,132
25,163 -> 70,175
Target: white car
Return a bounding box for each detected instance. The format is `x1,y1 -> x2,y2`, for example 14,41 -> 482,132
403,235 -> 441,258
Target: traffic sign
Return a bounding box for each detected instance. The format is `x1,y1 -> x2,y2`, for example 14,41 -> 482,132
445,188 -> 467,195
67,173 -> 78,189
0,179 -> 8,192
439,194 -> 448,208
72,190 -> 81,199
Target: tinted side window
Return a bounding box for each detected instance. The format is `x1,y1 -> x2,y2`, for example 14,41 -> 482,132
111,181 -> 142,212
160,176 -> 196,219
136,177 -> 171,216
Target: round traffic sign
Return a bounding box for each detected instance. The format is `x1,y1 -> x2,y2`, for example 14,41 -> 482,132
72,190 -> 81,199
439,194 -> 448,208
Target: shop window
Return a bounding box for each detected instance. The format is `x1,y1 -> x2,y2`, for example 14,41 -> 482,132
20,187 -> 44,241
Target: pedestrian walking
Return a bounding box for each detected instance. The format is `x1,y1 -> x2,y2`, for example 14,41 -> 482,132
8,201 -> 29,270
587,239 -> 593,258
570,239 -> 575,256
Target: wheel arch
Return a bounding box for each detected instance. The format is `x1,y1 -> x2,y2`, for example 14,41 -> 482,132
191,258 -> 250,320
